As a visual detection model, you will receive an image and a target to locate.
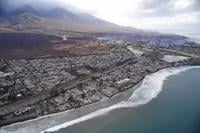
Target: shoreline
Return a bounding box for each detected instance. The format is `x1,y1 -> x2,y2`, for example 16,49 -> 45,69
42,66 -> 200,133
0,76 -> 143,133
1,66 -> 200,133
2,81 -> 142,128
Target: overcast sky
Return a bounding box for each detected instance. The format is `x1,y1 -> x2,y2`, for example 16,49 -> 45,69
1,0 -> 200,35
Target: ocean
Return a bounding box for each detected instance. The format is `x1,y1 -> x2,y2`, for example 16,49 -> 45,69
45,67 -> 200,133
1,67 -> 200,133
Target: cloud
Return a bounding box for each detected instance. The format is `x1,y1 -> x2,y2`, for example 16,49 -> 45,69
0,0 -> 77,11
141,0 -> 171,10
191,0 -> 200,11
0,0 -> 199,34
134,0 -> 200,17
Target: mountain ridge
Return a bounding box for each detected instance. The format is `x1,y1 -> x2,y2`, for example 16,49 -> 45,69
0,5 -> 139,33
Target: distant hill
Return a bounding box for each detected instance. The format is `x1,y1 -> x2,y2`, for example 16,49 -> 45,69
0,5 -> 139,33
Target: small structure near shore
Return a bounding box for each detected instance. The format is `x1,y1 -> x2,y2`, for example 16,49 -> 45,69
14,107 -> 32,116
63,35 -> 67,40
114,78 -> 132,89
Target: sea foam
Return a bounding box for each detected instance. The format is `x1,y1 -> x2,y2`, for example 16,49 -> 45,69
42,66 -> 200,133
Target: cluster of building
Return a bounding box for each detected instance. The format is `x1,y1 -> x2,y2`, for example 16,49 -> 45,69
97,34 -> 198,47
0,46 -> 133,108
1,43 -> 199,126
36,55 -> 172,114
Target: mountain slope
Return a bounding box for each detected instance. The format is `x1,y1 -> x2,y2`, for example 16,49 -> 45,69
0,5 -> 138,33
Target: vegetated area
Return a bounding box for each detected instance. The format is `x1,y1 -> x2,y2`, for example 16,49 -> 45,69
0,32 -> 110,59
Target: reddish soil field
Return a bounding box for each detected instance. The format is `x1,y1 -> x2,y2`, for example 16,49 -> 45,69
0,33 -> 111,59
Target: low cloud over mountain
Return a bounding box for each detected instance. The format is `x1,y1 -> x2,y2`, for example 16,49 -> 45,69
0,0 -> 199,34
0,2 -> 138,33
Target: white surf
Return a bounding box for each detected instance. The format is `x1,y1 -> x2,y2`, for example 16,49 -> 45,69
42,66 -> 200,133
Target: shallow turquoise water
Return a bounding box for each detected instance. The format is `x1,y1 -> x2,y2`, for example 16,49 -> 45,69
57,68 -> 200,133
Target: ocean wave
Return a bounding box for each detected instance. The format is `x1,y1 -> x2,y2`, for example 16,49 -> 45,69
42,66 -> 200,133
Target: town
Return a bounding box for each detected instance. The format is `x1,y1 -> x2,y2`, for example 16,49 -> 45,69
0,34 -> 200,126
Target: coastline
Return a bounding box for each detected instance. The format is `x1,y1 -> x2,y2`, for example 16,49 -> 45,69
0,79 -> 142,133
1,66 -> 200,133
